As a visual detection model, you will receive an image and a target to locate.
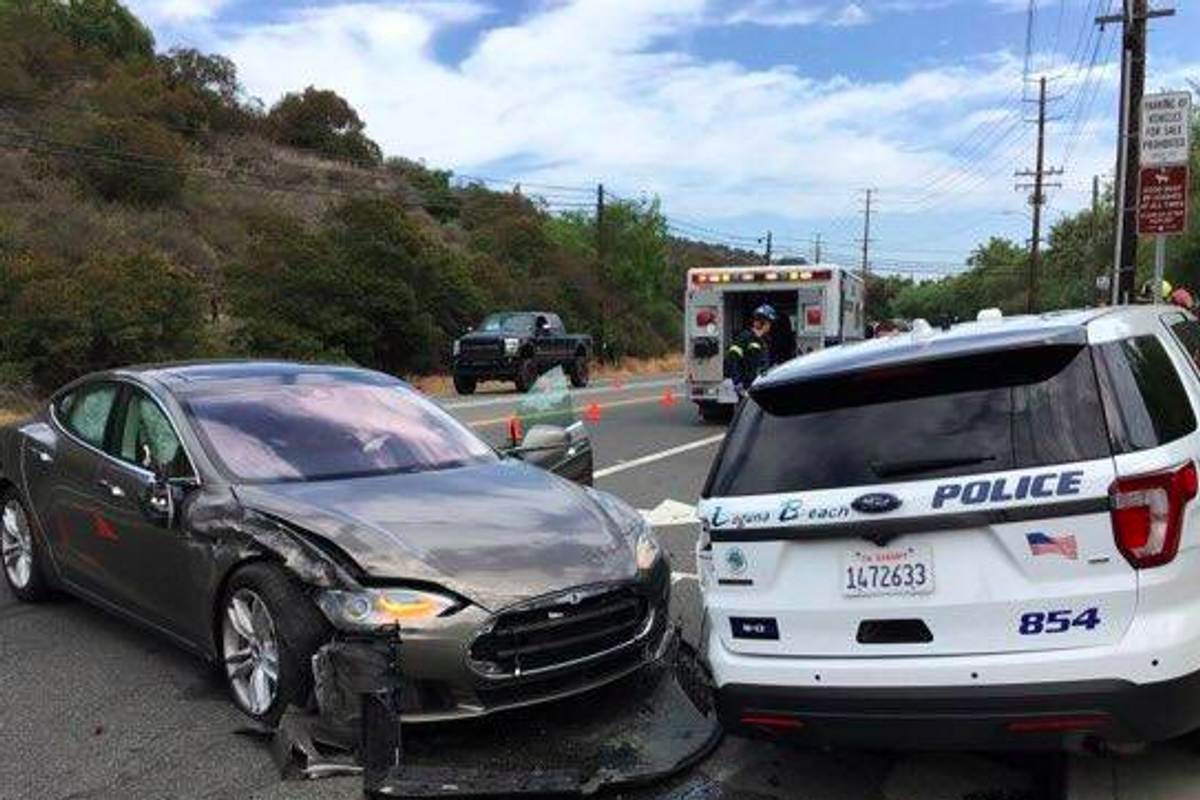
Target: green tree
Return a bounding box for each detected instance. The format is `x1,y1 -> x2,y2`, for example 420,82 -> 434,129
865,274 -> 914,324
75,118 -> 188,206
224,200 -> 484,376
892,238 -> 1027,322
386,158 -> 461,222
57,0 -> 153,62
157,47 -> 256,134
0,251 -> 206,392
267,87 -> 382,167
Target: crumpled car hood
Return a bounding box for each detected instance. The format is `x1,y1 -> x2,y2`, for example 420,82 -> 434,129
234,460 -> 638,611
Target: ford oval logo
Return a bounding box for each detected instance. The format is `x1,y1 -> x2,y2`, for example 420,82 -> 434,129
852,493 -> 902,514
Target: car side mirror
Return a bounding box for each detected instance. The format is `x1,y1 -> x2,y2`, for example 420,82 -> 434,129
505,424 -> 594,486
516,424 -> 570,453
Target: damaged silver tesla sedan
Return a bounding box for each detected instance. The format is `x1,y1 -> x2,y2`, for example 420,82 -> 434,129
0,361 -> 670,725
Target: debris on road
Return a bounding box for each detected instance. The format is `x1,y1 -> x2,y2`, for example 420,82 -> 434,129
264,629 -> 722,797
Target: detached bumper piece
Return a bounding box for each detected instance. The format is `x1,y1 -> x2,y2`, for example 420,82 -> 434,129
270,631 -> 722,797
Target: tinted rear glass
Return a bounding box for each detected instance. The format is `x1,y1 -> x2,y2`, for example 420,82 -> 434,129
184,377 -> 496,483
1095,335 -> 1196,454
1165,314 -> 1200,375
479,313 -> 534,334
709,346 -> 1110,496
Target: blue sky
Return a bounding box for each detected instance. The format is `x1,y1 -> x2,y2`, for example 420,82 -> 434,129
128,0 -> 1198,274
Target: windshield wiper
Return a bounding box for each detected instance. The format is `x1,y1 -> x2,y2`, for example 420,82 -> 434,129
870,454 -> 997,479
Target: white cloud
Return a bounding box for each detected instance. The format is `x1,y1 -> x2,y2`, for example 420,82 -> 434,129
726,1 -> 873,28
832,3 -> 871,26
126,0 -> 237,25
210,0 -> 1072,225
192,0 -> 1190,251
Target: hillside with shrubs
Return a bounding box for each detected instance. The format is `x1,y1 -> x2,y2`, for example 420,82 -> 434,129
0,0 -> 754,397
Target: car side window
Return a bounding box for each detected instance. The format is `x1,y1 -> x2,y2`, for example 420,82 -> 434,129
1094,334 -> 1197,454
57,383 -> 119,448
116,389 -> 193,479
547,314 -> 565,334
1164,314 -> 1200,376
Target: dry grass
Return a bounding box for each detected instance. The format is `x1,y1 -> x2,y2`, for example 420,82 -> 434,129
0,396 -> 36,426
412,353 -> 682,397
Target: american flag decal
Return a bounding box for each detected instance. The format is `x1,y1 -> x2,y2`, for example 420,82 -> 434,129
1025,532 -> 1078,560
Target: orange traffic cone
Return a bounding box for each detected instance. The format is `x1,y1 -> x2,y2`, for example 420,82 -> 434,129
660,388 -> 677,407
507,415 -> 523,445
584,403 -> 602,423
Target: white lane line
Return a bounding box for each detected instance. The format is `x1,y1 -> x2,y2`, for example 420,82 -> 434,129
671,572 -> 698,584
440,376 -> 682,410
594,434 -> 725,480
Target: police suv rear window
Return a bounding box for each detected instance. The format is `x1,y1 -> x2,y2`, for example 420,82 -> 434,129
708,346 -> 1110,496
1094,334 -> 1196,454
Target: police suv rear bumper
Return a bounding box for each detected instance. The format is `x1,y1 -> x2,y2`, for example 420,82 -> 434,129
716,670 -> 1200,749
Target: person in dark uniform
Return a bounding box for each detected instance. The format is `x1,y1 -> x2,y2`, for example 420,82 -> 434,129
727,304 -> 777,391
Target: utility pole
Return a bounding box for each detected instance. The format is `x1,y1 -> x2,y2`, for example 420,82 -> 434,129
1097,0 -> 1176,304
813,233 -> 823,265
596,183 -> 607,363
859,190 -> 874,280
1015,76 -> 1063,314
860,189 -> 875,319
760,231 -> 773,265
1092,175 -> 1101,217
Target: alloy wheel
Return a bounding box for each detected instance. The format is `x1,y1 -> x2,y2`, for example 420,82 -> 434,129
1,499 -> 34,590
221,588 -> 281,717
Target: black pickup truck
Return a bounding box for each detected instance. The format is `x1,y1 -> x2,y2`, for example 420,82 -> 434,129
452,312 -> 593,394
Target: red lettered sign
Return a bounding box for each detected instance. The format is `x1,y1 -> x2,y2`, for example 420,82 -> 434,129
1138,165 -> 1189,236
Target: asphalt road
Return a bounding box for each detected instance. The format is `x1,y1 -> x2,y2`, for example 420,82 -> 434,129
0,374 -> 1189,799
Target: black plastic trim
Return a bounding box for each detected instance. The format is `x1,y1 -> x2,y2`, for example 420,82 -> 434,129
718,668 -> 1200,748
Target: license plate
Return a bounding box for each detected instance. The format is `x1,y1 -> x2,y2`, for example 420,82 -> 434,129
841,546 -> 934,597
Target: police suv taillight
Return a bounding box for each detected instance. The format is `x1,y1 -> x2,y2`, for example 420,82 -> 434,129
1110,461 -> 1198,569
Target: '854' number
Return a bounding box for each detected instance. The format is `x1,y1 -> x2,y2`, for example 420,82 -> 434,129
1018,608 -> 1101,636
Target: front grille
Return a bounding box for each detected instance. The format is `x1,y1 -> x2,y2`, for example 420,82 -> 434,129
470,587 -> 650,677
459,340 -> 502,357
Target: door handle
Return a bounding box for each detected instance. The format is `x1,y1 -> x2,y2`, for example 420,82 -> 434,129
97,479 -> 126,499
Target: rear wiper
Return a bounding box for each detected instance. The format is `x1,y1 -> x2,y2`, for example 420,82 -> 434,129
870,454 -> 996,479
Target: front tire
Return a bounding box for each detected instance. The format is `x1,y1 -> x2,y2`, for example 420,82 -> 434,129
453,373 -> 477,395
219,562 -> 330,727
515,358 -> 539,393
1,489 -> 52,602
568,355 -> 590,388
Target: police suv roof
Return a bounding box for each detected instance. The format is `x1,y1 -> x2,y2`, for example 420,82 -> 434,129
754,308 -> 1114,393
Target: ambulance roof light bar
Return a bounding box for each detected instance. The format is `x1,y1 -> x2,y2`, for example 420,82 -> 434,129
691,268 -> 831,285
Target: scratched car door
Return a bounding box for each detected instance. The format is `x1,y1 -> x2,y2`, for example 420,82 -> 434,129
26,381 -> 122,598
93,386 -> 206,640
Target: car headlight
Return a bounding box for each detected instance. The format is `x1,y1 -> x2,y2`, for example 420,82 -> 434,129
452,340 -> 461,356
504,337 -> 520,356
636,525 -> 662,571
316,588 -> 460,631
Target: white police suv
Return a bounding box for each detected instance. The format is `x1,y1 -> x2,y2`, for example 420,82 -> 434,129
697,305 -> 1200,749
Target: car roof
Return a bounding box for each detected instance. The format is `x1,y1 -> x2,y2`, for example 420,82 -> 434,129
754,307 -> 1118,392
109,360 -> 393,390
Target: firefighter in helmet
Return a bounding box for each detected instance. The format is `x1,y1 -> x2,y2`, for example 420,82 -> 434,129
728,304 -> 777,391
